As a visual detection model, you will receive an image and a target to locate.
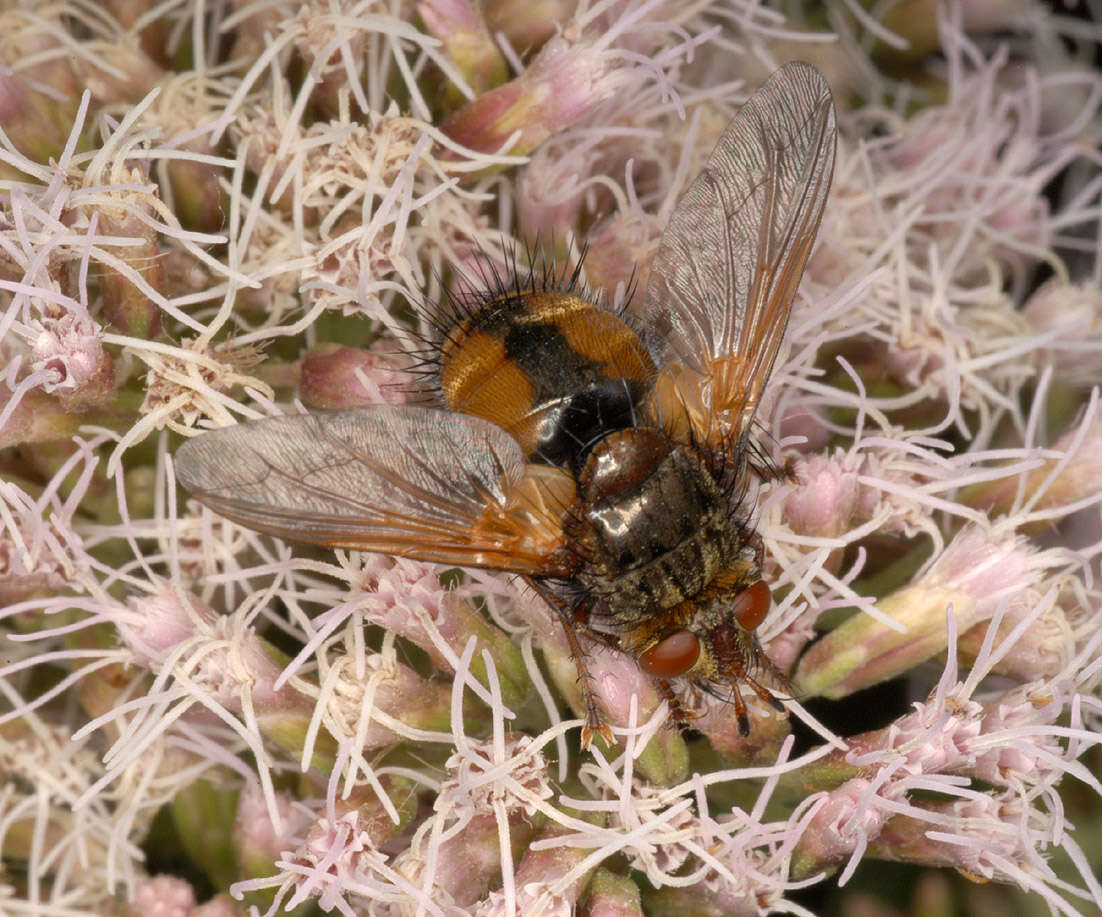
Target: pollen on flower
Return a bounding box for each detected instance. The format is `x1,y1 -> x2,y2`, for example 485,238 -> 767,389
231,103 -> 436,315
139,337 -> 270,432
442,735 -> 554,816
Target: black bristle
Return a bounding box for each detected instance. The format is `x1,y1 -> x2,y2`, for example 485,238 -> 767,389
401,238 -> 624,405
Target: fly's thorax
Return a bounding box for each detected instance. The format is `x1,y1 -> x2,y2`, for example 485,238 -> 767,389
567,427 -> 745,621
438,290 -> 654,469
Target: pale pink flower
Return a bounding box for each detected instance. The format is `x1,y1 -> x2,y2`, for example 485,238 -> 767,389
2,2 -> 1100,915
29,311 -> 108,395
130,875 -> 195,916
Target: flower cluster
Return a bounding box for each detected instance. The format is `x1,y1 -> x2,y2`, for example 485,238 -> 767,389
1,1 -> 1100,915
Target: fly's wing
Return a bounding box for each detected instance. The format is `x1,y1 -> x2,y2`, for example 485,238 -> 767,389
641,61 -> 836,448
174,406 -> 575,575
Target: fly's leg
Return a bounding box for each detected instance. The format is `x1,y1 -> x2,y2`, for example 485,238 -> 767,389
745,435 -> 797,484
722,654 -> 787,736
525,577 -> 614,748
655,679 -> 702,729
572,596 -> 621,650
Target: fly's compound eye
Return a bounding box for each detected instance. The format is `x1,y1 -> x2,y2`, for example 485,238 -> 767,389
639,630 -> 701,678
732,581 -> 771,631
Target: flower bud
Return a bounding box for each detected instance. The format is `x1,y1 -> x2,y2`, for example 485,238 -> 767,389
91,177 -> 165,340
1023,280 -> 1102,386
795,527 -> 1046,698
119,579 -> 319,759
327,653 -> 453,750
790,778 -> 887,879
419,0 -> 508,105
483,0 -> 575,52
30,312 -> 115,408
399,736 -> 550,907
126,875 -> 195,917
782,452 -> 877,539
581,213 -> 660,303
865,791 -> 1034,884
233,783 -> 307,880
357,556 -> 530,708
299,344 -> 412,409
442,36 -> 626,158
171,778 -> 239,890
0,71 -> 80,165
478,824 -> 596,915
959,412 -> 1102,532
581,868 -> 645,917
190,894 -> 246,916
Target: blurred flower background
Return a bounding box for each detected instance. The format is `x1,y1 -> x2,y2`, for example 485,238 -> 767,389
1,0 -> 1101,915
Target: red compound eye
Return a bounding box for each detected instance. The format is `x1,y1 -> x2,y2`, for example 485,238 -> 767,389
639,630 -> 700,677
732,581 -> 771,630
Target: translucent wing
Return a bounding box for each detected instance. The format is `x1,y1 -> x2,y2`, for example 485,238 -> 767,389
174,406 -> 575,574
641,61 -> 836,445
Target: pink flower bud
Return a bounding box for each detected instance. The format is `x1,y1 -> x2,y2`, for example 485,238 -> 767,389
353,555 -> 528,706
128,875 -> 195,917
776,399 -> 833,453
233,783 -> 307,877
442,37 -> 627,157
1023,279 -> 1102,386
795,527 -> 1048,698
581,213 -> 661,303
189,894 -> 245,916
476,824 -> 595,915
483,0 -> 575,52
0,71 -> 78,162
118,580 -> 219,668
30,313 -> 112,401
299,344 -> 412,409
419,0 -> 507,100
581,868 -> 645,916
400,737 -> 549,907
782,453 -> 875,538
791,779 -> 887,876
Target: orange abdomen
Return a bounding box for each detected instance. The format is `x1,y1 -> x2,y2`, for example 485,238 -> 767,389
439,290 -> 655,470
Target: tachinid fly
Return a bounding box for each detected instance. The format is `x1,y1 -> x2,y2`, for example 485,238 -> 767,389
176,61 -> 837,745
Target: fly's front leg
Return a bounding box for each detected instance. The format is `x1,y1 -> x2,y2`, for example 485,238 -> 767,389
655,678 -> 702,730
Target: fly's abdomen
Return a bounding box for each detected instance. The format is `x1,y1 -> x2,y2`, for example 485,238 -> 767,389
439,291 -> 654,470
